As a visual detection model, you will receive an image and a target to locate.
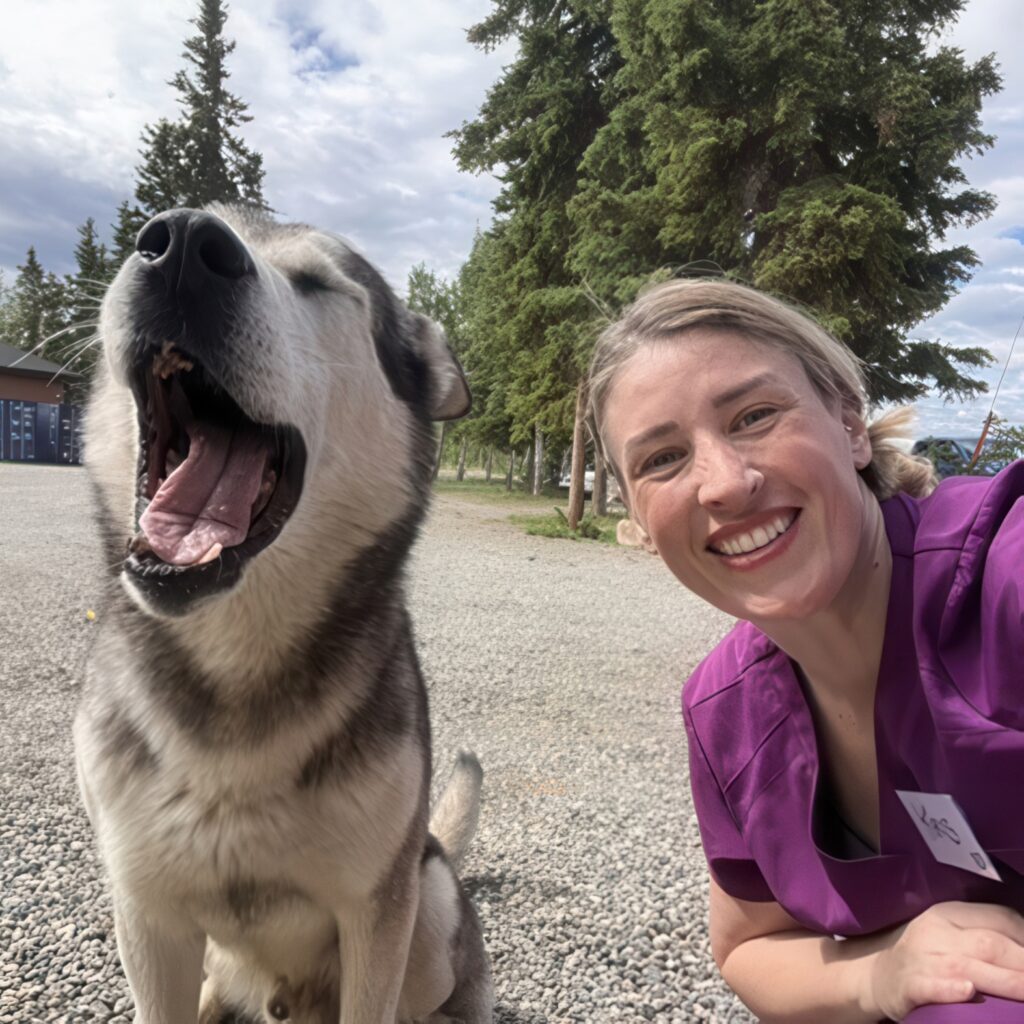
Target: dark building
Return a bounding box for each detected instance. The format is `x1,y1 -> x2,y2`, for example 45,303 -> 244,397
0,342 -> 84,463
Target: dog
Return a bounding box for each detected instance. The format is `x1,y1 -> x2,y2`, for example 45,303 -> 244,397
74,204 -> 493,1023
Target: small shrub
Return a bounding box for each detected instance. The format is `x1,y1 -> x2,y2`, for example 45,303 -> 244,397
509,510 -> 623,544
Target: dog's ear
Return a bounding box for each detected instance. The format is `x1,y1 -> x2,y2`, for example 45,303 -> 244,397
616,518 -> 654,550
410,314 -> 471,421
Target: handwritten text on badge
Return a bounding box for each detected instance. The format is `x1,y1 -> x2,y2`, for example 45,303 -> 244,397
896,790 -> 1001,882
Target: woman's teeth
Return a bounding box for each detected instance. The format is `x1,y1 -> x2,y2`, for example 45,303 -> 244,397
714,513 -> 795,556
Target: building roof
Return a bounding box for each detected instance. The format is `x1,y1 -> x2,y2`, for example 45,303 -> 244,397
0,340 -> 81,379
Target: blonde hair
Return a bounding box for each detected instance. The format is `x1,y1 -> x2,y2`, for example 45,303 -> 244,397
588,278 -> 936,502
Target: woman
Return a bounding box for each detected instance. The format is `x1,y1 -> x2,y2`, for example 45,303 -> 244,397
588,278 -> 1024,1023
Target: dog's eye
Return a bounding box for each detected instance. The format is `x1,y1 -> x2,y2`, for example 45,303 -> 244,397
291,271 -> 332,295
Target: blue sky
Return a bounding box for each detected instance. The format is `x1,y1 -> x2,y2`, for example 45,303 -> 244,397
1,0 -> 1021,436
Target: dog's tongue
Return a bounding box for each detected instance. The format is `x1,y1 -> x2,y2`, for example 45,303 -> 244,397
140,421 -> 272,566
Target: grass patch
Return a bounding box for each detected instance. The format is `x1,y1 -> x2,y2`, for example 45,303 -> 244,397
508,509 -> 623,545
434,475 -> 566,509
434,475 -> 625,543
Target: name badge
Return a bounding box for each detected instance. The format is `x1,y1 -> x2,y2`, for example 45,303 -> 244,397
896,790 -> 1001,882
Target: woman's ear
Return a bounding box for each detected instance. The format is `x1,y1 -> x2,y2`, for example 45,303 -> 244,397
616,518 -> 657,554
842,411 -> 873,470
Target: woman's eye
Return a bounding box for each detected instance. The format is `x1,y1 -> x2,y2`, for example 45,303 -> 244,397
643,450 -> 684,472
737,407 -> 775,429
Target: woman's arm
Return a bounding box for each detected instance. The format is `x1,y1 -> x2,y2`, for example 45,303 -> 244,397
710,878 -> 1024,1023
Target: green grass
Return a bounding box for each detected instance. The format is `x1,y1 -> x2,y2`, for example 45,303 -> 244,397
433,474 -> 567,509
508,510 -> 624,545
433,474 -> 625,544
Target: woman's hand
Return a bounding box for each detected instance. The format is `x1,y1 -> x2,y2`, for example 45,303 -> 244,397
866,901 -> 1024,1020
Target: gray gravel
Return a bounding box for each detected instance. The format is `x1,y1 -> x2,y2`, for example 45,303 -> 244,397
0,462 -> 755,1024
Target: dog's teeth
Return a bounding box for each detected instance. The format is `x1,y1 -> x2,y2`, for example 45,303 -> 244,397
128,533 -> 153,556
153,342 -> 195,379
197,543 -> 223,565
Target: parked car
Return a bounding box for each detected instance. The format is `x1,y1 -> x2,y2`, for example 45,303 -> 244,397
911,436 -> 1010,478
557,462 -> 622,504
559,465 -> 595,493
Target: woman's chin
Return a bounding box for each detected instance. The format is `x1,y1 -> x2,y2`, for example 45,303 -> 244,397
721,583 -> 841,625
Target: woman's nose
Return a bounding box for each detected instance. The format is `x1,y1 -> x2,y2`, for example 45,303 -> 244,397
695,442 -> 764,510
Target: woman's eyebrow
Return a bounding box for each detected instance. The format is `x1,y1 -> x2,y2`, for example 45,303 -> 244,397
711,373 -> 782,409
623,421 -> 680,459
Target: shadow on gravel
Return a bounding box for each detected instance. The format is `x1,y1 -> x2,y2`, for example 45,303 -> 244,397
495,1006 -> 549,1024
463,870 -> 571,903
462,870 -> 516,899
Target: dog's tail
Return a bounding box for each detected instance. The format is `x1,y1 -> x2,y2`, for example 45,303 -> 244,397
430,751 -> 483,872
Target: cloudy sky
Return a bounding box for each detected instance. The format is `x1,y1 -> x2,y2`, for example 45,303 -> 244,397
2,0 -> 1021,437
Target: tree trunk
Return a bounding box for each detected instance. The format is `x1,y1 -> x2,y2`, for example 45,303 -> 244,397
593,446 -> 608,517
432,422 -> 449,481
456,437 -> 469,481
532,425 -> 544,496
567,380 -> 588,529
505,449 -> 515,491
485,447 -> 494,482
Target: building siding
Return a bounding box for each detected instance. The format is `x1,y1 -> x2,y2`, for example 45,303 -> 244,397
0,370 -> 65,404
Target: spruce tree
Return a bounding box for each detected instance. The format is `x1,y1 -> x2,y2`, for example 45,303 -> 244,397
0,271 -> 13,349
406,264 -> 463,348
57,219 -> 111,397
451,0 -> 619,453
456,228 -> 516,457
569,0 -> 1000,404
111,200 -> 148,269
135,0 -> 267,213
8,248 -> 67,362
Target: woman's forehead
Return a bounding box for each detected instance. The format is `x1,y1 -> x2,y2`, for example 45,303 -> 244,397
612,329 -> 805,401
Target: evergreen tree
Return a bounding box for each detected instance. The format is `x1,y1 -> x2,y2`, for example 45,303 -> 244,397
569,0 -> 1000,404
135,0 -> 266,213
406,263 -> 463,347
136,120 -> 192,216
451,0 -> 619,451
111,200 -> 148,269
57,219 -> 111,397
7,248 -> 67,362
0,270 -> 14,349
456,228 -> 516,456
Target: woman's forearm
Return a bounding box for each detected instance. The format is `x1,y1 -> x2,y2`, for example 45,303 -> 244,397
721,926 -> 891,1023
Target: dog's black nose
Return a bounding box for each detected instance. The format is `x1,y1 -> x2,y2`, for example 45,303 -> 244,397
136,209 -> 255,289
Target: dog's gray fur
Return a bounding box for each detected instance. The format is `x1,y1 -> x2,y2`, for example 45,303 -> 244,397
74,205 -> 493,1023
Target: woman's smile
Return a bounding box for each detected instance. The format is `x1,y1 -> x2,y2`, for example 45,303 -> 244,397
706,508 -> 801,570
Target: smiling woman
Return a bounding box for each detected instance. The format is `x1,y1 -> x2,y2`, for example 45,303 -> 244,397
588,278 -> 1024,1023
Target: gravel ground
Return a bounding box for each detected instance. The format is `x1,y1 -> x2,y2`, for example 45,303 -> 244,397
0,462 -> 755,1024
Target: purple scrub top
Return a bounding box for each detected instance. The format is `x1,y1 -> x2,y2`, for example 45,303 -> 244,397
682,461 -> 1024,938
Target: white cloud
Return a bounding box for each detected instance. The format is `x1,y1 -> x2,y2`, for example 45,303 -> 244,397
0,0 -> 510,287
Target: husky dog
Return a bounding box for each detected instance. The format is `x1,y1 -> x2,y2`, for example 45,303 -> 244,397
74,205 -> 493,1023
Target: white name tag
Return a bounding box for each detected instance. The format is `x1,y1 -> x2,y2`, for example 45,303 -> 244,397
896,790 -> 1001,882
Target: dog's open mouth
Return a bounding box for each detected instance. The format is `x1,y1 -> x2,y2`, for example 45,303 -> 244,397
125,342 -> 306,590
